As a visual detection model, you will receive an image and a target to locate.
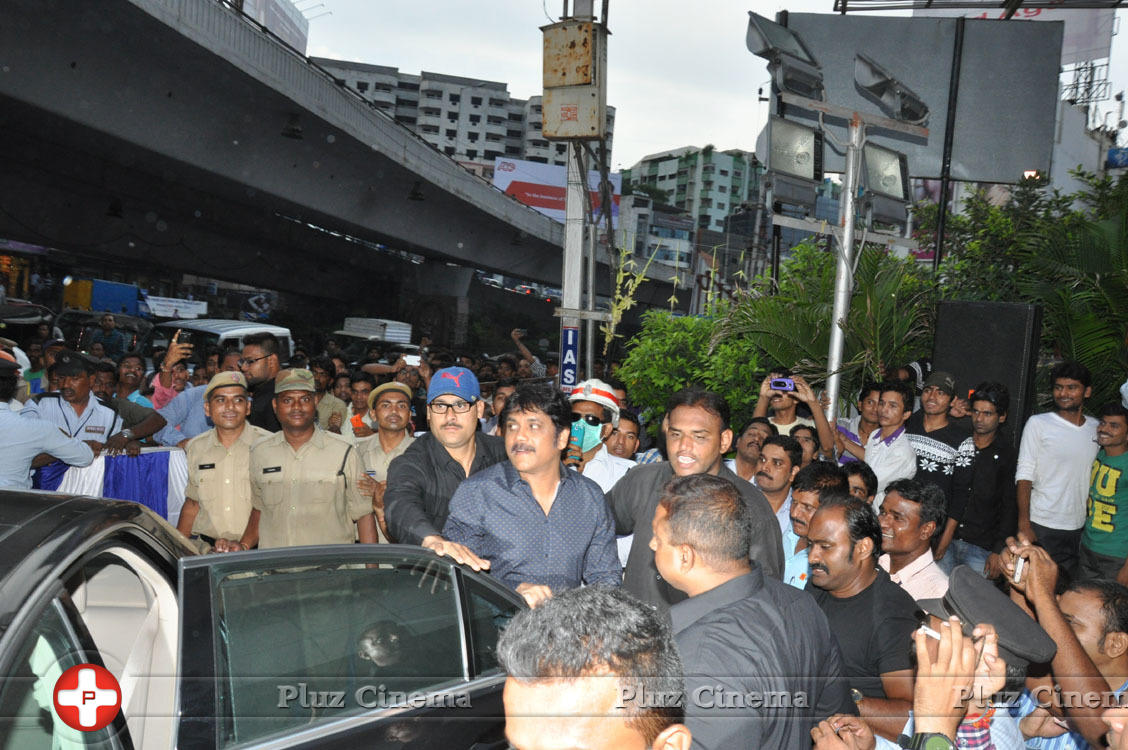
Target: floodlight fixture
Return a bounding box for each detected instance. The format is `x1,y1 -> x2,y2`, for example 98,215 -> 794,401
862,143 -> 909,201
854,53 -> 929,126
746,12 -> 825,102
768,116 -> 824,183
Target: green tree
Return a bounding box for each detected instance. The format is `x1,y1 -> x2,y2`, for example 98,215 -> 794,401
616,302 -> 762,436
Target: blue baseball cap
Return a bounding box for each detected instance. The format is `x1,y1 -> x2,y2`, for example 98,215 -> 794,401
427,366 -> 480,403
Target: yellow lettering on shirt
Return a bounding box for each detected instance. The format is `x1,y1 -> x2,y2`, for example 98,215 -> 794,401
1094,463 -> 1123,498
1091,499 -> 1117,532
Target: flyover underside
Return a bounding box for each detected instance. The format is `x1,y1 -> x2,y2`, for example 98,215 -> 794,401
0,0 -> 681,310
0,0 -> 564,295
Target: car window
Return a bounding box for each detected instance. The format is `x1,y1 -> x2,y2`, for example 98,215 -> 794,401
0,598 -> 121,749
211,557 -> 466,747
462,576 -> 521,677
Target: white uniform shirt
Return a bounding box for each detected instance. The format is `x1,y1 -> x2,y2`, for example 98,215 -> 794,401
20,393 -> 122,442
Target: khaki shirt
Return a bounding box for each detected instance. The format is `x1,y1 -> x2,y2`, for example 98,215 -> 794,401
316,391 -> 349,429
185,424 -> 272,540
250,428 -> 371,548
357,431 -> 415,482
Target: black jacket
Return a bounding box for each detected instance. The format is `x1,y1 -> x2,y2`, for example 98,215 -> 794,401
609,462 -> 783,612
384,432 -> 507,545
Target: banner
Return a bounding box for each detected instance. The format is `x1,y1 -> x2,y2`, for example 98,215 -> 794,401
493,157 -> 621,228
34,447 -> 188,527
141,295 -> 208,319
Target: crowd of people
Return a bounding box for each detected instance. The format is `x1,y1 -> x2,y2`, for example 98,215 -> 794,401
4,317 -> 1128,749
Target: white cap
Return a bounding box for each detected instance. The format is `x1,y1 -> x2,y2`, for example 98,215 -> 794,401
568,379 -> 621,426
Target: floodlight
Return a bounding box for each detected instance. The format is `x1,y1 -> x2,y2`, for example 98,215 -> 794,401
854,53 -> 929,126
769,116 -> 824,183
746,12 -> 824,101
863,143 -> 909,201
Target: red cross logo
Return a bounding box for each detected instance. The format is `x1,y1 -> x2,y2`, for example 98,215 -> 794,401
53,664 -> 121,732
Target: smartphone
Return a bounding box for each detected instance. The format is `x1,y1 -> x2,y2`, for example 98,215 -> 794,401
1012,557 -> 1025,584
515,328 -> 527,337
403,354 -> 421,367
567,421 -> 584,457
770,377 -> 796,391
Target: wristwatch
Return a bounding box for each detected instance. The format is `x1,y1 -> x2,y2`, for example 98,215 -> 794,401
120,429 -> 134,440
903,733 -> 956,750
850,688 -> 864,704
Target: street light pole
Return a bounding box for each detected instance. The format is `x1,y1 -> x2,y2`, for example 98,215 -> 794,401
825,115 -> 863,427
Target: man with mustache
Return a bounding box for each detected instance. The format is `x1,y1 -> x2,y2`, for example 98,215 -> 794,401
443,383 -> 619,607
20,350 -> 122,457
782,461 -> 850,589
806,496 -> 919,740
754,434 -> 802,537
384,366 -> 506,567
724,418 -> 776,481
1079,402 -> 1128,582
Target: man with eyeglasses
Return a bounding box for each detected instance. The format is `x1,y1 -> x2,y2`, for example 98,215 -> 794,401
384,366 -> 505,561
240,332 -> 282,432
357,381 -> 415,542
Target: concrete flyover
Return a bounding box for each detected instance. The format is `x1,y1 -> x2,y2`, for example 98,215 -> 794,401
0,0 -> 679,308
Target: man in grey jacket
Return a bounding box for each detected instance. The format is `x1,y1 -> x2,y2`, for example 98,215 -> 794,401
608,387 -> 783,612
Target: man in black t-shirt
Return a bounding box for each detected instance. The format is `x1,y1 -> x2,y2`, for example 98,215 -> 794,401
905,371 -> 973,540
806,496 -> 919,741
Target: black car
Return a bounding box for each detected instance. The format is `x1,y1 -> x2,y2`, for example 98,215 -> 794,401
0,492 -> 521,749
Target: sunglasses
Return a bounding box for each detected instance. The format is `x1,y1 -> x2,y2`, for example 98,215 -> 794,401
571,413 -> 606,427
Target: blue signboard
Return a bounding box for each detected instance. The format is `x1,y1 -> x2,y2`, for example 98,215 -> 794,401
559,326 -> 580,390
1107,148 -> 1128,169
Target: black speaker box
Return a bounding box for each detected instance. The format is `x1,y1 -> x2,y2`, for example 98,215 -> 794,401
932,301 -> 1042,450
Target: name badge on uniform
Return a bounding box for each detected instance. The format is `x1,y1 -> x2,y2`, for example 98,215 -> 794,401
262,466 -> 282,474
85,425 -> 106,435
198,463 -> 216,470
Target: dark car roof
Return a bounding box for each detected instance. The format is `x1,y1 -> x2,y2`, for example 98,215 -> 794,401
0,491 -> 197,631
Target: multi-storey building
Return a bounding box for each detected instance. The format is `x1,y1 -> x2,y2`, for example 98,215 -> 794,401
622,146 -> 762,233
310,59 -> 614,180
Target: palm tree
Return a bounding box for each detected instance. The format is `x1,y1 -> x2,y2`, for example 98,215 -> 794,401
715,243 -> 936,403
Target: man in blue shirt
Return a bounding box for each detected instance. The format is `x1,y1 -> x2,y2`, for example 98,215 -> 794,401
443,382 -> 620,607
88,313 -> 129,361
0,358 -> 94,488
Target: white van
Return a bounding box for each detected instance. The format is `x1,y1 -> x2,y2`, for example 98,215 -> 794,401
145,319 -> 292,365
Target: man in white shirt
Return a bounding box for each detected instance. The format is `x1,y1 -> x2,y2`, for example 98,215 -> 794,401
1016,360 -> 1099,576
565,378 -> 635,568
877,478 -> 949,601
839,380 -> 917,507
20,351 -> 121,453
564,378 -> 635,491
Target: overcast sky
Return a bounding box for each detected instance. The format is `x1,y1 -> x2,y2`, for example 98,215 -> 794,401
304,1 -> 1128,171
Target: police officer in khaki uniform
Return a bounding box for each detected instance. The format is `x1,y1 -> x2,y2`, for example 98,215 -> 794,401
226,369 -> 376,550
357,381 -> 416,542
177,371 -> 271,547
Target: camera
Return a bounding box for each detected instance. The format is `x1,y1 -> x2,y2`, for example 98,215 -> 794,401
770,377 -> 795,391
